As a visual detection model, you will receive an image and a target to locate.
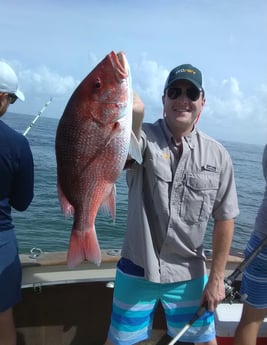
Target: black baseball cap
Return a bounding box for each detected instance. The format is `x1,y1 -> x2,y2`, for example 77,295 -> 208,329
164,64 -> 203,92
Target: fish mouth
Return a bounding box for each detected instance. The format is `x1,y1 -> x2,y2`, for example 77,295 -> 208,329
110,51 -> 129,80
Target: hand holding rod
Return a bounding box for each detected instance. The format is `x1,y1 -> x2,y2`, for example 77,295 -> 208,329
167,233 -> 267,345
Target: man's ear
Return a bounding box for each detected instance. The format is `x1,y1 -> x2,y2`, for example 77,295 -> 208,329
195,96 -> 206,124
194,111 -> 201,124
162,95 -> 166,118
162,94 -> 165,105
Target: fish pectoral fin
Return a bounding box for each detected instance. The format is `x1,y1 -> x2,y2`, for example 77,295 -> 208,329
100,184 -> 116,222
67,227 -> 101,268
128,130 -> 143,164
105,121 -> 122,147
57,183 -> 74,217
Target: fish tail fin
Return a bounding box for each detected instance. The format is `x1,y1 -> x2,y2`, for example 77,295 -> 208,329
67,227 -> 101,268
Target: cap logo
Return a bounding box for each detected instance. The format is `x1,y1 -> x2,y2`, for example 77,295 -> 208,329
176,68 -> 196,75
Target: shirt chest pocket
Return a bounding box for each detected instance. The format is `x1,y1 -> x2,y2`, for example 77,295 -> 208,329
180,173 -> 220,224
145,155 -> 172,213
145,150 -> 172,182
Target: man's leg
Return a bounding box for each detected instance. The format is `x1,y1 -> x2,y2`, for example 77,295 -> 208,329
0,307 -> 16,345
234,303 -> 267,345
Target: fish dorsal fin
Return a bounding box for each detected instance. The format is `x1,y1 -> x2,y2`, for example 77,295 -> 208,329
128,130 -> 143,164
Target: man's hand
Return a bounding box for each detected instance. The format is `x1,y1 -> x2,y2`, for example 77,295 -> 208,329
133,92 -> 144,116
201,274 -> 226,311
201,219 -> 234,311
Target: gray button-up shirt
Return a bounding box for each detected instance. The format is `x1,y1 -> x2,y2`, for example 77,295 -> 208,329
121,119 -> 239,283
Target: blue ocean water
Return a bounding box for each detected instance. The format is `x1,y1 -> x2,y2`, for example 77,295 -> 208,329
2,112 -> 265,255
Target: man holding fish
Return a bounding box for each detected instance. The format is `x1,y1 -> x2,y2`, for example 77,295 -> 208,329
104,63 -> 239,345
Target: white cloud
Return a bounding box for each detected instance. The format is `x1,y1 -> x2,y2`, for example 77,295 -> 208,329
20,66 -> 78,96
222,77 -> 243,98
204,76 -> 267,121
130,55 -> 169,121
132,55 -> 168,102
8,63 -> 81,118
200,76 -> 267,144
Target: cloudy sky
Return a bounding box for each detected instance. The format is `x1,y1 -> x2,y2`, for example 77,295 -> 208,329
1,0 -> 267,144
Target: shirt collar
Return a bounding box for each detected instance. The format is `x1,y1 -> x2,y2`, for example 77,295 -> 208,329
161,118 -> 197,149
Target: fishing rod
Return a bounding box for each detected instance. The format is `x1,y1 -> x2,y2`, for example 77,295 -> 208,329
224,233 -> 267,301
23,97 -> 53,136
166,233 -> 267,345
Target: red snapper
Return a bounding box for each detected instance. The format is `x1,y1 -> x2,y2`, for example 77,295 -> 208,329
55,51 -> 141,268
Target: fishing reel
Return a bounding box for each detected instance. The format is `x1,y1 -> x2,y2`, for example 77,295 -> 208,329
224,278 -> 247,304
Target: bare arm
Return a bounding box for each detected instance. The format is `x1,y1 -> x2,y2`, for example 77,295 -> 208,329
202,218 -> 234,311
125,92 -> 144,168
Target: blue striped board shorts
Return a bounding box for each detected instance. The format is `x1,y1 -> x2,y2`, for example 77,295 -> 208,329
107,269 -> 215,345
240,233 -> 267,308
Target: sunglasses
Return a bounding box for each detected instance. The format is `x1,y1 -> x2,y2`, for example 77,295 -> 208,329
9,93 -> 18,104
167,87 -> 201,102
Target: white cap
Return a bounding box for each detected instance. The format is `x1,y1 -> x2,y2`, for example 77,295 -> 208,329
0,61 -> 25,101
